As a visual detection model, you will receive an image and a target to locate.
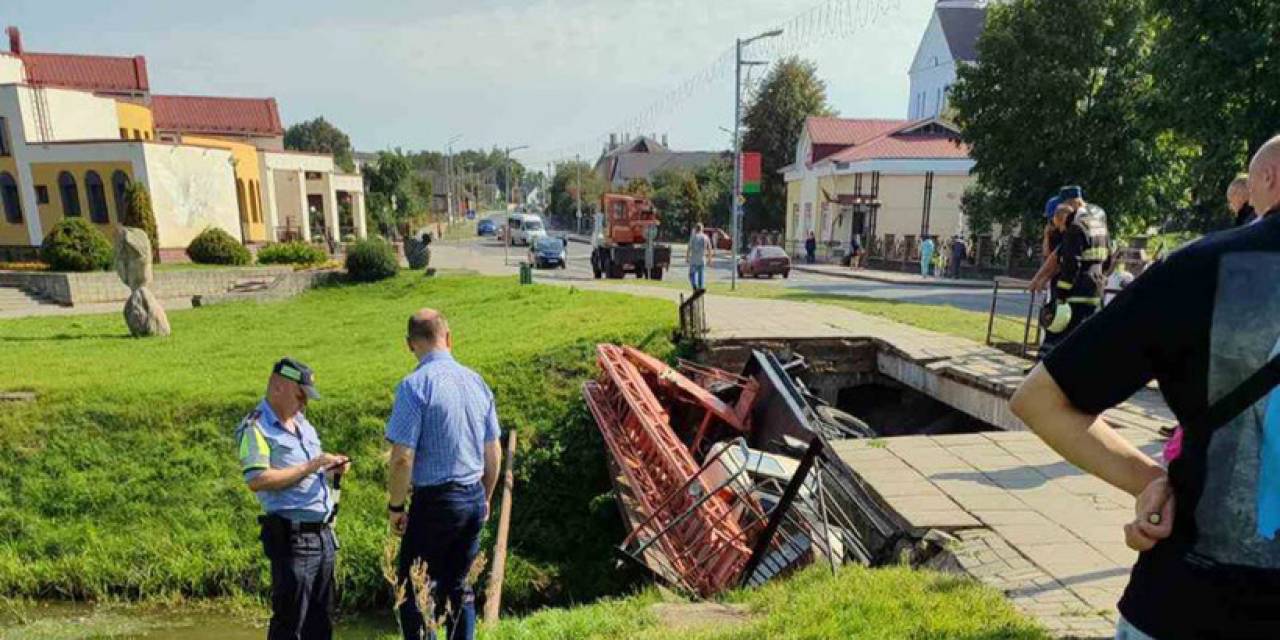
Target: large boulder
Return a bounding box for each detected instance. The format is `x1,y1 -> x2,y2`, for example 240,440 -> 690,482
114,227 -> 154,290
124,287 -> 171,338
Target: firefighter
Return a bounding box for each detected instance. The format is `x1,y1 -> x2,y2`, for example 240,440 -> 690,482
1039,186 -> 1110,359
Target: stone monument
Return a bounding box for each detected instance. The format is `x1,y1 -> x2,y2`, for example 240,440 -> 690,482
114,227 -> 171,337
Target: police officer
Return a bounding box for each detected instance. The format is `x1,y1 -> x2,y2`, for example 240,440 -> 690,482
236,357 -> 350,640
1040,186 -> 1110,358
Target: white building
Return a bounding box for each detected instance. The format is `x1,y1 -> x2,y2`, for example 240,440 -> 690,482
907,1 -> 988,120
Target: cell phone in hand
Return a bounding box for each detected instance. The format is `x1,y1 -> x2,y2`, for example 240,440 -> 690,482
325,456 -> 352,472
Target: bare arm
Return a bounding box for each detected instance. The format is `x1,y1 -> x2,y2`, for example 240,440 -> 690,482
247,455 -> 334,493
482,439 -> 501,505
1028,251 -> 1059,291
387,444 -> 416,507
1010,366 -> 1164,496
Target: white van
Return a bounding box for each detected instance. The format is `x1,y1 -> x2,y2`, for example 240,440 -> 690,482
507,214 -> 547,246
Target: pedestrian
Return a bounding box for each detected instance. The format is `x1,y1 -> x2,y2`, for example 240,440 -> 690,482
686,223 -> 711,291
805,231 -> 817,264
849,234 -> 863,269
1038,188 -> 1109,360
1229,174 -> 1257,227
1010,136 -> 1280,640
235,357 -> 350,640
919,236 -> 936,277
386,310 -> 501,640
1028,193 -> 1066,294
950,235 -> 968,279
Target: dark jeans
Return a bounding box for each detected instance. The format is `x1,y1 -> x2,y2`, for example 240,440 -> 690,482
398,482 -> 486,640
261,521 -> 337,640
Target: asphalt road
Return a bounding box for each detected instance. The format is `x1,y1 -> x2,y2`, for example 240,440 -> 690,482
464,233 -> 1033,318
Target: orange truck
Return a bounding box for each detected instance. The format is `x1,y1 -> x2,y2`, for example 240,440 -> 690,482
590,193 -> 672,280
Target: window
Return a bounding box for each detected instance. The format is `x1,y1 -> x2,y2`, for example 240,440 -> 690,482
236,179 -> 248,223
0,117 -> 9,156
85,171 -> 109,223
111,171 -> 130,219
250,181 -> 261,223
0,172 -> 21,223
119,128 -> 129,140
132,129 -> 141,140
305,171 -> 322,181
58,171 -> 81,217
35,185 -> 49,204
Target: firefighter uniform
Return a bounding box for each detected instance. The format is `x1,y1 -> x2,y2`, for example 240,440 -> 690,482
1041,203 -> 1110,358
236,358 -> 338,640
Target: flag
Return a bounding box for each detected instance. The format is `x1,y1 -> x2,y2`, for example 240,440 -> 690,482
741,152 -> 762,194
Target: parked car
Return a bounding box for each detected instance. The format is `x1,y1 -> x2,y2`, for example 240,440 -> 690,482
702,227 -> 733,251
737,245 -> 791,278
529,235 -> 567,269
477,218 -> 497,236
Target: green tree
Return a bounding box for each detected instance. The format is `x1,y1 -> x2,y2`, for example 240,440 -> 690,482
284,117 -> 355,173
120,181 -> 159,261
363,150 -> 431,236
742,57 -> 835,232
951,0 -> 1171,238
622,177 -> 653,199
1146,1 -> 1280,230
695,157 -> 734,229
548,160 -> 606,228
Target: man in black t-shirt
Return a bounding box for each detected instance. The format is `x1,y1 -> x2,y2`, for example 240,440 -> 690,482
1011,136 -> 1280,639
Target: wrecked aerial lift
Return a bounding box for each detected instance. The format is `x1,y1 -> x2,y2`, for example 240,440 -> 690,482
583,344 -> 899,599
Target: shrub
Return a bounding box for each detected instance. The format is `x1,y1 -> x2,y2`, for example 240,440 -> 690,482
40,219 -> 114,272
186,227 -> 250,265
256,241 -> 327,266
120,182 -> 160,262
344,238 -> 399,282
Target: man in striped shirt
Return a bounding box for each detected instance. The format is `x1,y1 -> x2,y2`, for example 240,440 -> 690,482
386,309 -> 501,640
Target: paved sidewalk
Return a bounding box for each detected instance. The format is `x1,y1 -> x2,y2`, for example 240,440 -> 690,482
791,263 -> 994,289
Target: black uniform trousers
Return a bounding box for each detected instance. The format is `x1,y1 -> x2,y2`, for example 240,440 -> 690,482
260,517 -> 337,640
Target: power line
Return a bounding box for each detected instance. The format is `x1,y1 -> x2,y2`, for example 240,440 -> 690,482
541,0 -> 904,164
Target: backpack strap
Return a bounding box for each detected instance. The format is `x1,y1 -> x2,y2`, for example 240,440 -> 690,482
1169,353 -> 1280,545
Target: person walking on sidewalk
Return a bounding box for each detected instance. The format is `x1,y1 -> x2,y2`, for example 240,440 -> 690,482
686,224 -> 711,291
1011,136 -> 1280,640
919,236 -> 936,277
386,310 -> 502,640
950,235 -> 967,279
804,231 -> 817,264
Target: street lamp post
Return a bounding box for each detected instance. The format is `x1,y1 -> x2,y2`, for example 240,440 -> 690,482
503,145 -> 529,266
445,134 -> 462,225
575,153 -> 583,236
730,28 -> 782,291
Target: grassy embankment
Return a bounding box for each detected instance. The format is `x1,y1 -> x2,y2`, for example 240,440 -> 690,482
0,275 -> 672,613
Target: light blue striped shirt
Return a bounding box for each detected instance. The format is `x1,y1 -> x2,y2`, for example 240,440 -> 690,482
385,350 -> 501,487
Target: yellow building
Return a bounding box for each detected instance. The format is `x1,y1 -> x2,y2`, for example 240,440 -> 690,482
780,116 -> 974,264
0,26 -> 366,261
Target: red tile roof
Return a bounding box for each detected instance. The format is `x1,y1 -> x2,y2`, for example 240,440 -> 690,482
151,94 -> 283,136
12,51 -> 149,93
805,117 -> 905,146
826,133 -> 970,163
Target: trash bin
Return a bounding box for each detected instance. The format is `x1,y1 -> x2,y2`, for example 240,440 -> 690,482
519,261 -> 533,285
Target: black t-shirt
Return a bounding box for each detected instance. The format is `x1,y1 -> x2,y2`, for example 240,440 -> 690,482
1236,204 -> 1258,228
1045,211 -> 1280,638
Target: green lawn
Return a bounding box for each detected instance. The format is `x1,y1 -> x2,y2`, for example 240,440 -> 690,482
475,565 -> 1047,640
0,274 -> 673,611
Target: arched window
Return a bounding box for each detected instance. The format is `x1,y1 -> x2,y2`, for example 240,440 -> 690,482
0,172 -> 21,223
112,171 -> 130,221
58,171 -> 81,218
85,171 -> 109,223
235,179 -> 248,223
250,181 -> 261,223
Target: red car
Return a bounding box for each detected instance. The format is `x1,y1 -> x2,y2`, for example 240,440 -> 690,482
737,245 -> 791,279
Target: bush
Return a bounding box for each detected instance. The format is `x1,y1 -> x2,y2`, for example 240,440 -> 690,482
186,228 -> 250,265
40,219 -> 114,272
344,238 -> 399,282
256,241 -> 327,266
120,182 -> 160,262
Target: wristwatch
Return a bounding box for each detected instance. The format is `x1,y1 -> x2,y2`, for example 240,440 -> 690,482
387,503 -> 406,513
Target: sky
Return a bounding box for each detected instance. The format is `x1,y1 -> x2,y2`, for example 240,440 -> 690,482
3,0 -> 935,168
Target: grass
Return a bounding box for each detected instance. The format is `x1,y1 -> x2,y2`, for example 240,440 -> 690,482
0,274 -> 673,611
472,565 -> 1048,640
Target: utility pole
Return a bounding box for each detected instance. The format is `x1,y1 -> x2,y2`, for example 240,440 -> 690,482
575,153 -> 583,236
445,135 -> 462,224
730,29 -> 782,291
504,145 -> 527,208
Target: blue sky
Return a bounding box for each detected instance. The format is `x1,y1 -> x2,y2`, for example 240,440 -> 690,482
3,0 -> 934,167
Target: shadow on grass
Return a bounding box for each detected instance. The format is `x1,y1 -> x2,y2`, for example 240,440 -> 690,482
1,332 -> 132,343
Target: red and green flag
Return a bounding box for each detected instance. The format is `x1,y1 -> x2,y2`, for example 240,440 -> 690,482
741,152 -> 762,194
